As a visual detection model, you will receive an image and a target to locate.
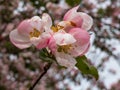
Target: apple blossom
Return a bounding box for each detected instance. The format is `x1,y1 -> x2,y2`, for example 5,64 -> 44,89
49,28 -> 90,68
47,6 -> 93,68
63,6 -> 93,30
47,5 -> 93,67
9,6 -> 93,69
10,13 -> 52,49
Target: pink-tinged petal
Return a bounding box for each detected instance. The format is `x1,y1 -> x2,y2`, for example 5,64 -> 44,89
80,43 -> 90,56
48,37 -> 57,54
42,13 -> 52,32
55,52 -> 76,68
63,6 -> 83,27
30,16 -> 44,32
58,21 -> 75,32
63,6 -> 93,30
53,30 -> 76,45
80,12 -> 93,30
64,6 -> 78,20
69,28 -> 90,56
10,29 -> 31,49
31,32 -> 51,49
17,20 -> 33,36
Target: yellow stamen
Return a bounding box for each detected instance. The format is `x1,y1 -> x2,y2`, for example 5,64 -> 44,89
29,29 -> 41,38
51,26 -> 58,32
58,44 -> 72,53
51,25 -> 64,32
51,21 -> 76,33
57,25 -> 64,30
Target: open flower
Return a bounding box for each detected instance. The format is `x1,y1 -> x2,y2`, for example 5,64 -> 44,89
49,28 -> 90,68
63,6 -> 93,31
10,13 -> 52,49
9,6 -> 93,69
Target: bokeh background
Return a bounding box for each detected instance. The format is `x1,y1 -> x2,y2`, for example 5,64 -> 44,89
0,0 -> 120,90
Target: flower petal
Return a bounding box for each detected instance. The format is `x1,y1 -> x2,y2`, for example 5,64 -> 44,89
55,52 -> 76,68
17,20 -> 33,36
9,29 -> 31,49
80,43 -> 90,56
48,36 -> 57,54
63,6 -> 93,30
80,12 -> 93,30
57,21 -> 75,32
31,32 -> 51,49
53,30 -> 76,45
42,13 -> 52,32
30,16 -> 44,32
63,6 -> 83,27
69,28 -> 90,56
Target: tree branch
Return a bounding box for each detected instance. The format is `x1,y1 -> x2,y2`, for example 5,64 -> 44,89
29,62 -> 52,90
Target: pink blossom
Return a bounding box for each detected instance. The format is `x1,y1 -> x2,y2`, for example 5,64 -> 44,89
63,6 -> 93,30
53,30 -> 76,45
10,13 -> 52,49
48,6 -> 93,68
49,28 -> 90,68
55,52 -> 76,69
68,28 -> 90,56
10,7 -> 92,69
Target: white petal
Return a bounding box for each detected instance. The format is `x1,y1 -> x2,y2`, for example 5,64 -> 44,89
79,12 -> 93,30
55,52 -> 76,68
42,13 -> 52,31
58,21 -> 74,32
9,29 -> 31,49
30,32 -> 51,49
30,37 -> 40,46
30,16 -> 44,31
70,43 -> 90,57
53,30 -> 76,45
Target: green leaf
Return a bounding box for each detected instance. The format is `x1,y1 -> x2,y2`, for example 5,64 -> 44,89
65,0 -> 82,7
75,56 -> 99,80
39,49 -> 54,62
89,66 -> 99,80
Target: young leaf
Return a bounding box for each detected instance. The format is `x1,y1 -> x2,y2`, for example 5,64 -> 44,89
39,49 -> 54,62
65,0 -> 82,7
75,56 -> 99,80
89,66 -> 99,80
75,56 -> 90,74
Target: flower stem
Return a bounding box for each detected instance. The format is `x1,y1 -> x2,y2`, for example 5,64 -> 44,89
77,1 -> 84,12
29,62 -> 52,90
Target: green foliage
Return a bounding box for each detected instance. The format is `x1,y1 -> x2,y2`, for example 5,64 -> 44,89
0,85 -> 6,90
25,63 -> 36,71
75,56 -> 99,80
97,8 -> 106,17
65,0 -> 82,6
4,41 -> 21,54
50,0 -> 59,3
39,48 -> 54,62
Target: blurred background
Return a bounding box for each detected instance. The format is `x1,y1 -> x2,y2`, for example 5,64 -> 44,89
0,0 -> 120,90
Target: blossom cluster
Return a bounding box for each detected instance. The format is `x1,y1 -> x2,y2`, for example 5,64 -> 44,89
10,6 -> 93,68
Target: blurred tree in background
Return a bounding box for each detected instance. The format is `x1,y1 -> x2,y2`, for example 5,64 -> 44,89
0,0 -> 120,90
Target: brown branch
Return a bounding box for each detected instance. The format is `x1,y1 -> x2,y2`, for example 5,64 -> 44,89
29,62 -> 52,90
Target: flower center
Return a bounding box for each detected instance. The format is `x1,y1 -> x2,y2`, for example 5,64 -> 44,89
58,44 -> 72,53
51,21 -> 76,33
51,25 -> 64,32
29,29 -> 41,38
